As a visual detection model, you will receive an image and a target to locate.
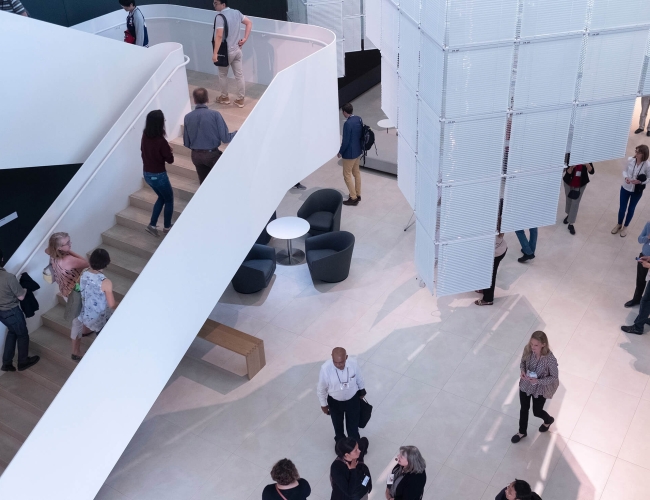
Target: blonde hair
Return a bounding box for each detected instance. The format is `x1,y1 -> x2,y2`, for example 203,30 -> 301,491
399,446 -> 426,474
46,232 -> 70,260
521,331 -> 551,361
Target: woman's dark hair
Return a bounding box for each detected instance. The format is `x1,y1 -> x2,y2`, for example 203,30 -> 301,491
89,248 -> 111,271
118,0 -> 135,6
270,459 -> 300,486
342,102 -> 353,114
636,144 -> 649,162
513,479 -> 533,500
143,110 -> 166,139
335,437 -> 358,459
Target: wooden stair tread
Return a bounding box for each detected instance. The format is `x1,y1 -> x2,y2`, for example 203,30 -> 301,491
18,355 -> 73,390
0,372 -> 56,414
102,224 -> 161,258
0,395 -> 40,441
129,188 -> 188,215
0,428 -> 21,468
92,244 -> 148,280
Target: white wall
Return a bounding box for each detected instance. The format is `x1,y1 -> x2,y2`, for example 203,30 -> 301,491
0,12 -> 172,169
0,9 -> 339,500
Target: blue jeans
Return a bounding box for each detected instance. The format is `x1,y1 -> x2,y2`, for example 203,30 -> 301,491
0,306 -> 29,366
515,228 -> 538,256
618,186 -> 643,227
144,172 -> 174,228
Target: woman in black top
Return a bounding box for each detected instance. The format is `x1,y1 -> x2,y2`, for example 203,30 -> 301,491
330,437 -> 372,500
262,459 -> 310,500
495,479 -> 542,500
562,162 -> 594,235
385,446 -> 426,500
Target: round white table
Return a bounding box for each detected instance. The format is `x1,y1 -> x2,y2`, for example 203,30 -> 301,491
377,118 -> 395,132
266,216 -> 311,265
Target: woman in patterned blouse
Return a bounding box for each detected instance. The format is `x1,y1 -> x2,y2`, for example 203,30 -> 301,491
511,331 -> 559,444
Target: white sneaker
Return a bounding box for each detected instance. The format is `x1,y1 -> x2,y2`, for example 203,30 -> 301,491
611,224 -> 622,234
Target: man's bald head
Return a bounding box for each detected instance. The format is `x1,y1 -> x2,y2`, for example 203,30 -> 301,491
332,347 -> 348,370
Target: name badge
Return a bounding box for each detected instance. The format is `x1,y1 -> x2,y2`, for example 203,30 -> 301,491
340,382 -> 350,390
362,476 -> 370,486
387,473 -> 394,485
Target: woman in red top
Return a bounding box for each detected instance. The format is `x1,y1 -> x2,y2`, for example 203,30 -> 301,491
563,162 -> 594,235
141,109 -> 174,237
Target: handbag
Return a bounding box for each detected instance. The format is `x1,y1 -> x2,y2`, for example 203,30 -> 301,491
635,173 -> 647,193
568,189 -> 580,200
124,30 -> 136,44
359,397 -> 373,428
43,264 -> 53,284
212,14 -> 230,67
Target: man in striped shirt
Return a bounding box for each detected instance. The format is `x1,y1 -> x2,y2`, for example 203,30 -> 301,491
1,0 -> 28,16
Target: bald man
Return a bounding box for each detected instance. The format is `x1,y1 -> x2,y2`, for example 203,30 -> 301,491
317,347 -> 366,443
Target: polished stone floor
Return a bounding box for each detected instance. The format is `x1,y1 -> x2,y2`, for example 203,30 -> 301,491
96,87 -> 650,500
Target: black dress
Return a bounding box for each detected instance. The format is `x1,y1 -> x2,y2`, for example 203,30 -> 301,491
388,466 -> 426,500
262,478 -> 311,500
330,458 -> 372,500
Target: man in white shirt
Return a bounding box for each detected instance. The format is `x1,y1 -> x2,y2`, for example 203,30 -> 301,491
317,347 -> 366,443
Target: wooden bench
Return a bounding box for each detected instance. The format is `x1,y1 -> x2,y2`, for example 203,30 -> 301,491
198,320 -> 266,379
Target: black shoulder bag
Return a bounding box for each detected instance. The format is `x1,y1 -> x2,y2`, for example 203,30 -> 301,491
212,14 -> 229,67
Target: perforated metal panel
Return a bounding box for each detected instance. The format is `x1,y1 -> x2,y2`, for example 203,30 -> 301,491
590,0 -> 650,31
416,163 -> 437,239
419,0 -> 446,45
438,180 -> 501,241
440,115 -> 507,183
287,0 -> 308,23
336,39 -> 345,77
381,0 -> 400,66
501,170 -> 562,232
445,0 -> 518,46
399,0 -> 421,24
644,58 -> 650,95
445,45 -> 513,118
580,30 -> 648,101
508,108 -> 572,173
365,0 -> 382,48
415,221 -> 436,293
308,2 -> 344,39
418,33 -> 444,116
343,0 -> 361,17
398,133 -> 417,209
514,37 -> 583,109
571,98 -> 636,164
398,77 -> 419,151
520,0 -> 588,37
436,236 -> 495,296
417,99 -> 441,182
398,14 -> 420,93
344,16 -> 363,52
382,57 -> 399,123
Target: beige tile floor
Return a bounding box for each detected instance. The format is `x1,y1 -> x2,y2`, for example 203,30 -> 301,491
96,79 -> 650,499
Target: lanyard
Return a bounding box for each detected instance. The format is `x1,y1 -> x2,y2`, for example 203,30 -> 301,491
335,367 -> 349,387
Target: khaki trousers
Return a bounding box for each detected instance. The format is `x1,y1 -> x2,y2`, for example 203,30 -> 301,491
218,48 -> 245,100
640,95 -> 650,130
342,156 -> 361,199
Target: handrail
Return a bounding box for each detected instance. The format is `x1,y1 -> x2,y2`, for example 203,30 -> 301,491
16,54 -> 190,275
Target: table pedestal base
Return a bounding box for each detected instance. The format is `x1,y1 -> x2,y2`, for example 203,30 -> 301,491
277,239 -> 305,265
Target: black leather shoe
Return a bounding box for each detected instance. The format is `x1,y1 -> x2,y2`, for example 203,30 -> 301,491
563,216 -> 569,224
647,130 -> 650,137
625,300 -> 640,308
343,197 -> 359,206
1,364 -> 16,372
511,433 -> 527,443
518,254 -> 535,263
621,325 -> 644,335
358,436 -> 369,456
17,356 -> 40,371
635,128 -> 644,134
539,417 -> 554,432
568,224 -> 575,235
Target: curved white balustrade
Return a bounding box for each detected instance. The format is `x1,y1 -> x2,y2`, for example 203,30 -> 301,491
0,7 -> 338,500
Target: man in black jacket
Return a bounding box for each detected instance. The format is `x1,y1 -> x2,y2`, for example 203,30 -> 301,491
0,249 -> 39,371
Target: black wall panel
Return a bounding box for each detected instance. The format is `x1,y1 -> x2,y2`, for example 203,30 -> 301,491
0,164 -> 83,262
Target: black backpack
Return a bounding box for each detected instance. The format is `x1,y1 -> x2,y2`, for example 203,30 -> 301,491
360,119 -> 377,161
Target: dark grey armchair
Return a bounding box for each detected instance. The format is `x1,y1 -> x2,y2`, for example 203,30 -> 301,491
256,211 -> 277,245
305,231 -> 355,283
232,244 -> 276,294
297,189 -> 342,236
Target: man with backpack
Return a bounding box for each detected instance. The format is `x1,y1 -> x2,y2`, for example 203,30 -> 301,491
338,103 -> 364,206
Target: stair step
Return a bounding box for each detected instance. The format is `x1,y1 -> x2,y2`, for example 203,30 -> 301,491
116,205 -> 180,233
102,224 -> 161,259
0,395 -> 40,442
91,244 -> 148,281
141,172 -> 198,201
0,429 -> 22,470
29,326 -> 91,370
129,188 -> 187,217
102,269 -> 134,302
167,155 -> 199,180
0,371 -> 56,415
41,304 -> 72,336
17,355 -> 72,392
170,137 -> 191,158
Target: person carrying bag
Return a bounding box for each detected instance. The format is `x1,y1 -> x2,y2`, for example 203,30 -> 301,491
212,13 -> 229,67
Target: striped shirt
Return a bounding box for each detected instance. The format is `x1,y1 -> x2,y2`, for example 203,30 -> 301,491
519,351 -> 559,399
1,0 -> 26,14
51,257 -> 83,298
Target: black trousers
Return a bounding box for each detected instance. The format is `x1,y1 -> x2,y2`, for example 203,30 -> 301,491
482,250 -> 507,302
328,394 -> 360,442
632,252 -> 649,303
0,306 -> 30,366
519,390 -> 553,434
191,149 -> 222,184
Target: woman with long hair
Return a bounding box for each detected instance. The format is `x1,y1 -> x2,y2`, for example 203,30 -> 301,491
511,331 -> 559,444
495,479 -> 542,500
385,446 -> 426,500
330,437 -> 372,500
612,144 -> 650,237
45,232 -> 89,361
262,458 -> 311,500
141,109 -> 174,237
